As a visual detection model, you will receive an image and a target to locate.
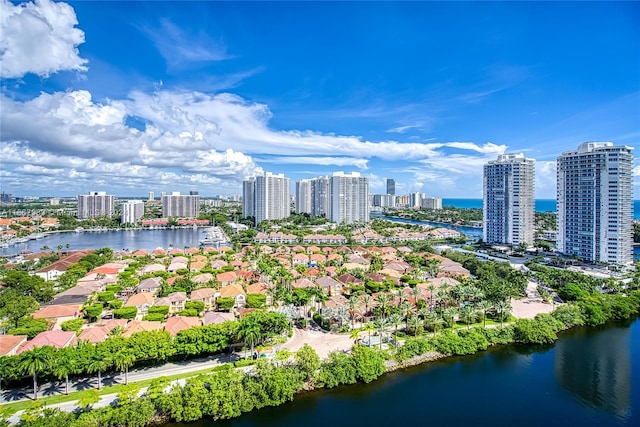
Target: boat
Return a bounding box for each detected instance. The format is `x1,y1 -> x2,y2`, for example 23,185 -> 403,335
199,226 -> 230,247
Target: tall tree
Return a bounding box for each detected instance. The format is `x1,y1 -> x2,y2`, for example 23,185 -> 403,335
113,349 -> 136,385
52,349 -> 77,395
86,351 -> 111,390
18,346 -> 53,400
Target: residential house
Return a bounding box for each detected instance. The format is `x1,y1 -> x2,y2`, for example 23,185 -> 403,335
163,292 -> 188,314
292,253 -> 309,266
17,330 -> 78,354
138,263 -> 165,275
33,304 -> 81,328
0,335 -> 27,356
192,273 -> 214,286
316,276 -> 342,295
123,320 -> 163,338
292,278 -> 316,289
136,277 -> 162,294
217,271 -> 237,287
164,316 -> 201,336
217,284 -> 246,308
34,250 -> 94,281
78,326 -> 110,344
190,287 -> 217,310
124,292 -> 155,315
203,311 -> 236,325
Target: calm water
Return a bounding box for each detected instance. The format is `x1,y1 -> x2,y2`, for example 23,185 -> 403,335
166,319 -> 640,427
0,228 -> 206,256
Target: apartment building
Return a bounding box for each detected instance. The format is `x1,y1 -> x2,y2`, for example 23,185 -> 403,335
483,154 -> 535,246
557,142 -> 634,265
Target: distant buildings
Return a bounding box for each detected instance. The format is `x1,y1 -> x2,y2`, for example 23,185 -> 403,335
77,191 -> 115,219
557,142 -> 634,265
409,192 -> 424,209
386,178 -> 396,196
329,172 -> 369,224
243,172 -> 291,223
421,197 -> 442,210
372,194 -> 396,208
483,154 -> 535,246
148,192 -> 154,201
295,176 -> 330,217
121,200 -> 144,224
162,192 -> 200,218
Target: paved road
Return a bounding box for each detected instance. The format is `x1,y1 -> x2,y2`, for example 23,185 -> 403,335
1,351 -> 239,405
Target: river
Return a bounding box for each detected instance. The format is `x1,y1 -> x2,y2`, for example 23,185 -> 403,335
166,318 -> 640,427
0,228 -> 207,257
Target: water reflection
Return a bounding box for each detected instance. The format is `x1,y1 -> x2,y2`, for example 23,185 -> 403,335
555,326 -> 631,418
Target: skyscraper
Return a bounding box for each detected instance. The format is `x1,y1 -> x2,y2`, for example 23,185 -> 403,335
121,200 -> 145,224
243,172 -> 291,223
386,178 -> 396,196
295,179 -> 312,214
421,197 -> 442,210
242,178 -> 255,219
77,191 -> 115,219
483,154 -> 535,246
557,142 -> 633,265
162,192 -> 200,218
329,172 -> 369,224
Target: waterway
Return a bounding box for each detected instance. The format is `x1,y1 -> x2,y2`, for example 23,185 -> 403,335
0,228 -> 207,257
166,318 -> 640,427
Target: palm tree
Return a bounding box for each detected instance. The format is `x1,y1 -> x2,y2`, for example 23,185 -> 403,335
400,299 -> 413,329
18,347 -> 52,400
52,349 -> 77,395
427,284 -> 437,310
459,305 -> 476,329
348,297 -> 359,329
87,351 -> 111,390
407,315 -> 422,336
388,313 -> 402,348
411,287 -> 421,306
373,317 -> 388,350
377,293 -> 391,320
349,328 -> 361,344
363,322 -> 375,347
362,294 -> 372,318
113,349 -> 136,385
442,307 -> 457,329
238,321 -> 261,359
476,300 -> 493,328
495,300 -> 512,328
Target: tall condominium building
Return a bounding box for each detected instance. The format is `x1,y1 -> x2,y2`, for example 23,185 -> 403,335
483,154 -> 535,246
557,142 -> 633,265
162,192 -> 200,218
77,191 -> 115,219
121,200 -> 145,224
148,192 -> 154,201
409,192 -> 424,209
242,178 -> 256,218
295,176 -> 330,217
243,172 -> 291,223
422,197 -> 443,210
386,178 -> 396,196
329,172 -> 369,224
295,179 -> 312,214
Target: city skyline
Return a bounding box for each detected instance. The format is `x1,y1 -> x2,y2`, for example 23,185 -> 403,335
1,1 -> 639,199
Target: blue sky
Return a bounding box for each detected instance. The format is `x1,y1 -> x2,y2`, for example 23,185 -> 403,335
1,0 -> 638,199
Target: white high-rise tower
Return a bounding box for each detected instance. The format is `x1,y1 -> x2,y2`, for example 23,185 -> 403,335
243,173 -> 290,224
329,172 -> 369,224
557,142 -> 633,265
483,154 -> 535,246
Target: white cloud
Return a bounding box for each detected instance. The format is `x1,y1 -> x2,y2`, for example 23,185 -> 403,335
257,156 -> 369,169
0,0 -> 87,78
141,18 -> 231,71
1,87 -> 519,196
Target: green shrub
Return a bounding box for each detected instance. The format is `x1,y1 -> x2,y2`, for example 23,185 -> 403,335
61,318 -> 85,333
109,299 -> 123,309
178,309 -> 199,317
482,326 -> 514,344
513,318 -> 557,345
431,330 -> 480,355
216,297 -> 235,311
318,351 -> 357,388
148,306 -> 169,315
143,313 -> 166,322
551,304 -> 585,328
7,317 -> 48,339
113,306 -> 138,319
351,345 -> 386,383
185,301 -> 205,313
97,291 -> 115,303
245,294 -> 267,309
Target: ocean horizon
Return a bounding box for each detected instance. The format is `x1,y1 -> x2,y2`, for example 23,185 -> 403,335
442,198 -> 640,219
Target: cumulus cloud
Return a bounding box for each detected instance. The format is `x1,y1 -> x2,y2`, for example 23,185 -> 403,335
0,0 -> 88,78
1,87 -> 517,195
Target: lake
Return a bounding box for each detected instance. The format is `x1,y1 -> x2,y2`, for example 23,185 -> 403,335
165,318 -> 640,427
0,228 -> 206,257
